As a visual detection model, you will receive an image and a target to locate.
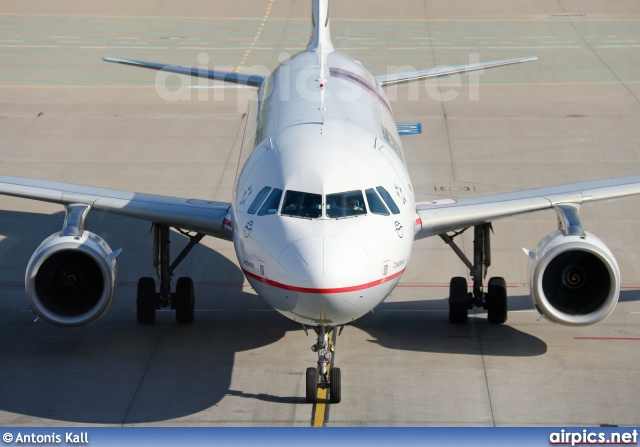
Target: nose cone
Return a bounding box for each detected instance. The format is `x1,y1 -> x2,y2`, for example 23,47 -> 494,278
278,235 -> 369,289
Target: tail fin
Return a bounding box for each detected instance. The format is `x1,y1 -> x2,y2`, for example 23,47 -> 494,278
306,0 -> 334,53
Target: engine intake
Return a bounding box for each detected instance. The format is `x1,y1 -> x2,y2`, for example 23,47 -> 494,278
25,230 -> 117,327
530,230 -> 620,326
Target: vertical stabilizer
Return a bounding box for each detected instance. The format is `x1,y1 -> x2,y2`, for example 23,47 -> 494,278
306,0 -> 334,53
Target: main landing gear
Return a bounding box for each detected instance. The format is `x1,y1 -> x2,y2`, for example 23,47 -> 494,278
136,223 -> 204,324
305,325 -> 343,404
440,223 -> 508,325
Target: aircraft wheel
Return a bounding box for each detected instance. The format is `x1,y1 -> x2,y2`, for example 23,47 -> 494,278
449,276 -> 470,324
137,277 -> 157,324
305,367 -> 318,403
487,277 -> 508,324
175,277 -> 195,324
329,367 -> 341,403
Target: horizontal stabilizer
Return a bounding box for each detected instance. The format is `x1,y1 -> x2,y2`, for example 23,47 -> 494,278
103,57 -> 265,87
376,56 -> 537,86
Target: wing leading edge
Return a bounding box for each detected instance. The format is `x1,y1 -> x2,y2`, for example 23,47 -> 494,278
415,175 -> 640,239
0,175 -> 232,240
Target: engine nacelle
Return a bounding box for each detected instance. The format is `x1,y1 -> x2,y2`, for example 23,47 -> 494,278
529,230 -> 620,326
25,231 -> 117,327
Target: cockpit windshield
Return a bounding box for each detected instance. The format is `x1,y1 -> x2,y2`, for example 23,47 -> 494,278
326,190 -> 367,218
269,187 -> 397,220
281,190 -> 322,218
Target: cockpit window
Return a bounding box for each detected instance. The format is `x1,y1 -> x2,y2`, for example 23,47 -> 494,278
257,188 -> 283,216
247,186 -> 272,215
281,190 -> 322,218
326,190 -> 367,218
376,186 -> 400,214
365,188 -> 390,216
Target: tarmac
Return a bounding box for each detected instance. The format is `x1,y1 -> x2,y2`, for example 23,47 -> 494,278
0,0 -> 640,426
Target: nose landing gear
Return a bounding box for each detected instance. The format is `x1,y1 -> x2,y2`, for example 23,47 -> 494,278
305,325 -> 342,404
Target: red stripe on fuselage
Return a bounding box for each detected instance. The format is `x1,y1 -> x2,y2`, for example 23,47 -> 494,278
242,268 -> 405,294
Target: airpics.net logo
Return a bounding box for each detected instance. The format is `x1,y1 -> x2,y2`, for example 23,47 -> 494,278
153,51 -> 487,110
3,432 -> 89,445
549,429 -> 638,446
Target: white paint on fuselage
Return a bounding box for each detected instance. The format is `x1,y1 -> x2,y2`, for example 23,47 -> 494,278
232,49 -> 416,326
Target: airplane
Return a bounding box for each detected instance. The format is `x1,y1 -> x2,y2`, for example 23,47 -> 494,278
1,0 -> 640,405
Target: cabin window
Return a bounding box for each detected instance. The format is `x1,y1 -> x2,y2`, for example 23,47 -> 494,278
281,190 -> 322,218
258,188 -> 283,216
376,186 -> 400,215
326,190 -> 367,218
247,186 -> 272,215
365,188 -> 390,216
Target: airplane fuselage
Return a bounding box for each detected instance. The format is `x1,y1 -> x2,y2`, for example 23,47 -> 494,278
231,50 -> 416,325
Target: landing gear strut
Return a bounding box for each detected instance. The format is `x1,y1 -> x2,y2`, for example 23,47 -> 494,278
136,223 -> 203,324
305,325 -> 342,404
440,223 -> 508,324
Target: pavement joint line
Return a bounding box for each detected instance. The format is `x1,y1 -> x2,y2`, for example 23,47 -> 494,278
473,311 -> 497,426
554,2 -> 640,105
121,307 -> 172,426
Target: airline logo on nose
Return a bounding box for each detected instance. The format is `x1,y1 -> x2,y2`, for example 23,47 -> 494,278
244,221 -> 254,238
395,221 -> 404,238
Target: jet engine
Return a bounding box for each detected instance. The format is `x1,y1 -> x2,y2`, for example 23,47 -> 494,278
529,228 -> 620,326
25,227 -> 118,327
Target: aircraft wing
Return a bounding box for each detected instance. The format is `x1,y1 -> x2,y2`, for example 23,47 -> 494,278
415,175 -> 640,239
103,56 -> 265,87
0,175 -> 232,240
376,56 -> 537,86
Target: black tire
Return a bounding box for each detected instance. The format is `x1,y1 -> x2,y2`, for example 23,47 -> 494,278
137,277 -> 157,324
329,367 -> 341,404
449,276 -> 470,324
305,367 -> 318,403
487,277 -> 508,324
175,277 -> 195,324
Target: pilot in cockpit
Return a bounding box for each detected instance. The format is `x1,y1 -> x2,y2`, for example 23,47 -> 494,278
285,196 -> 302,212
285,200 -> 297,211
349,198 -> 363,212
